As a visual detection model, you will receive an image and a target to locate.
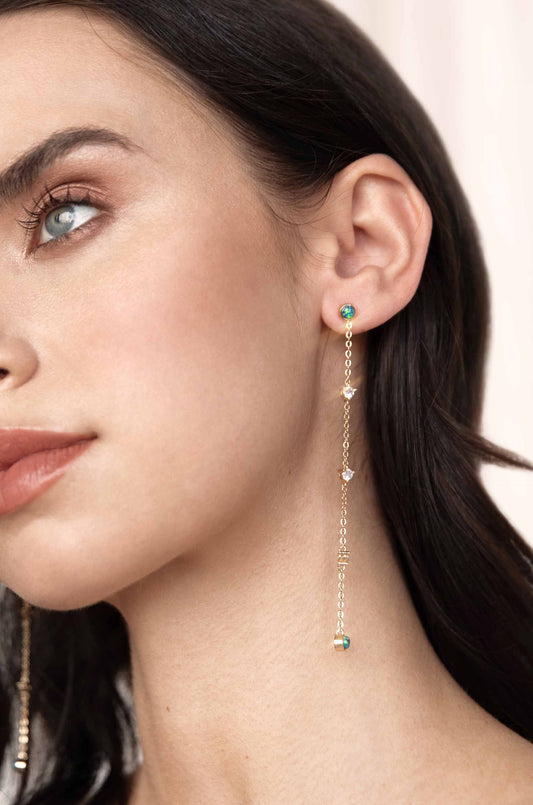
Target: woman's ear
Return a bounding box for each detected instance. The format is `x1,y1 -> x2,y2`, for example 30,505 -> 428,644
301,153 -> 433,335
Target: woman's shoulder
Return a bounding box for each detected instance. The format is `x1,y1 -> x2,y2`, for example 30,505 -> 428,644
448,720 -> 533,804
487,729 -> 533,802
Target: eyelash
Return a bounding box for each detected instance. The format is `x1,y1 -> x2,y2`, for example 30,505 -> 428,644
17,182 -> 101,251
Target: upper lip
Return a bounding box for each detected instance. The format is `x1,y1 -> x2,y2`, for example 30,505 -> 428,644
0,429 -> 97,471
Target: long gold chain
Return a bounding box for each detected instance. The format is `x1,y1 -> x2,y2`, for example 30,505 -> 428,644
334,309 -> 357,650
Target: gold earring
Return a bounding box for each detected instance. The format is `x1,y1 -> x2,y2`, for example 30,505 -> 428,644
334,303 -> 358,651
13,599 -> 32,772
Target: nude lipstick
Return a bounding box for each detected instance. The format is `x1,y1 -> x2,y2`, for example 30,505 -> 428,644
0,429 -> 96,516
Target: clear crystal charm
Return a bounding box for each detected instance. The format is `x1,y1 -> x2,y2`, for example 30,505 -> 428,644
339,467 -> 355,482
342,385 -> 357,400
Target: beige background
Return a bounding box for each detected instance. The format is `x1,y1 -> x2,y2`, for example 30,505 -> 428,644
332,0 -> 533,546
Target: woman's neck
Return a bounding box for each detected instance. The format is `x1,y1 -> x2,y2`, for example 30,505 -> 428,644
109,405 -> 530,804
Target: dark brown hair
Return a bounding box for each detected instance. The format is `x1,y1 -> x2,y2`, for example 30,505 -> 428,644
0,2 -> 532,803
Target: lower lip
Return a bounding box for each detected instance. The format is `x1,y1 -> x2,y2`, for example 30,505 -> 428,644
0,440 -> 95,516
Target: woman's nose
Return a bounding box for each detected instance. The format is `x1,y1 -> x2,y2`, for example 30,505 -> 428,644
0,333 -> 38,391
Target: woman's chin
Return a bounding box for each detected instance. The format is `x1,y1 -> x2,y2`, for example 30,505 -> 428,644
4,574 -> 133,613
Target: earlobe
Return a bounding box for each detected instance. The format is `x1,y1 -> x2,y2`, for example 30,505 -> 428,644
318,153 -> 433,335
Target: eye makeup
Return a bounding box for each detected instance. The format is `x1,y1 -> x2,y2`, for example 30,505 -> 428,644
16,180 -> 111,254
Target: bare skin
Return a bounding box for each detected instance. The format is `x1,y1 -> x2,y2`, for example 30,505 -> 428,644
0,7 -> 531,804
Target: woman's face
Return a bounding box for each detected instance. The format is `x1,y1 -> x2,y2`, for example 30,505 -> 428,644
0,8 -> 318,608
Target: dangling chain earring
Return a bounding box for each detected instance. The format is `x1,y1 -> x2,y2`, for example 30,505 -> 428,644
334,302 -> 358,651
13,599 -> 32,772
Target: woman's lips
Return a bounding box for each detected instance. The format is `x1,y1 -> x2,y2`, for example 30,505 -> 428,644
0,440 -> 95,516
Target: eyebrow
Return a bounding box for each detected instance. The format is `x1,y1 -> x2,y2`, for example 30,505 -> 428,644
0,126 -> 144,209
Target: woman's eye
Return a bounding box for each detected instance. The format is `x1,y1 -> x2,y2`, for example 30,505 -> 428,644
38,202 -> 101,246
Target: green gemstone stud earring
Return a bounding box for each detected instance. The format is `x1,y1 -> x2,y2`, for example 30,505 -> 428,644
339,303 -> 356,320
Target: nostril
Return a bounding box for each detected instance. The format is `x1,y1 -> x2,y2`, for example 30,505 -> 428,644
0,369 -> 9,380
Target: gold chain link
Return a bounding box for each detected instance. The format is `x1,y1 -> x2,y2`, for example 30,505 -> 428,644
337,319 -> 352,637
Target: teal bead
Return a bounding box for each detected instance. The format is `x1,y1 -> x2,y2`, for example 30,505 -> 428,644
339,304 -> 355,320
343,635 -> 350,649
